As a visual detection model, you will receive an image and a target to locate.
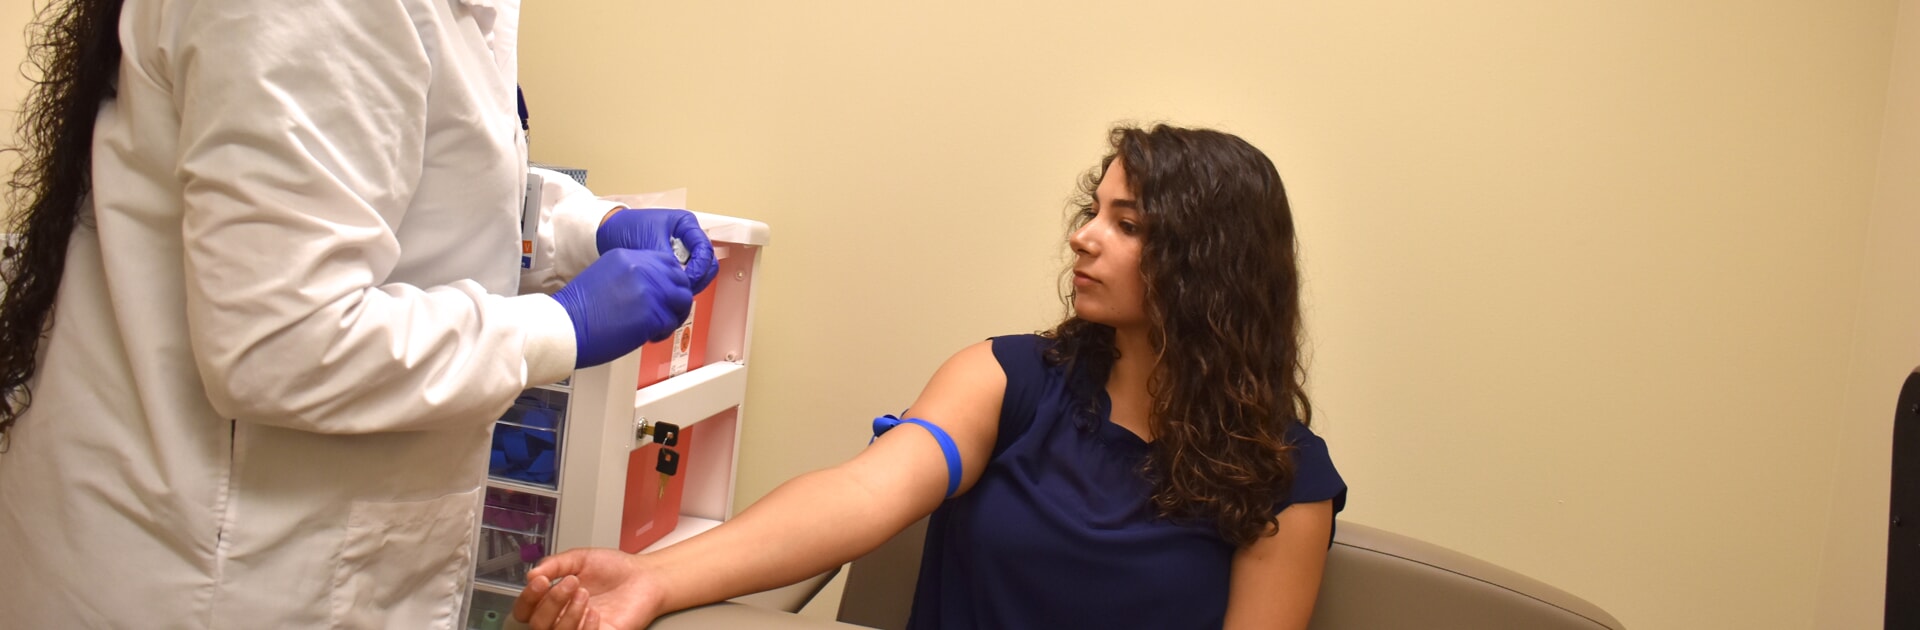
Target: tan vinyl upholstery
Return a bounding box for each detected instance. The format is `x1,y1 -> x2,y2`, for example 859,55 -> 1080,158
1309,521 -> 1622,630
829,518 -> 1625,630
729,568 -> 841,615
650,602 -> 867,629
834,517 -> 931,628
607,517 -> 1625,629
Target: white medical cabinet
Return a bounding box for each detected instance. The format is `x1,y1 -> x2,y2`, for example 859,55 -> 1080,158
464,207 -> 769,630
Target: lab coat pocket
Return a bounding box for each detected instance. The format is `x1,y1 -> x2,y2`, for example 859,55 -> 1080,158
329,486 -> 482,630
452,0 -> 498,43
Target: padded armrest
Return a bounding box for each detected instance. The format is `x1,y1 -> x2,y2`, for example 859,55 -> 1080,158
650,602 -> 870,629
730,567 -> 841,613
1310,521 -> 1624,630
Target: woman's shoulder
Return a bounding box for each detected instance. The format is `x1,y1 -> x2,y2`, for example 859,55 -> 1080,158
985,333 -> 1056,379
987,332 -> 1051,355
977,334 -> 1064,449
1279,420 -> 1347,514
1283,419 -> 1325,447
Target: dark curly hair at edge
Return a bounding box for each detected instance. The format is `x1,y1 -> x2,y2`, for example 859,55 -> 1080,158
1045,124 -> 1310,548
0,0 -> 127,439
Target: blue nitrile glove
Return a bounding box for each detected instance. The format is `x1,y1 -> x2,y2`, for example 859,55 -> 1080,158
551,248 -> 693,368
596,209 -> 718,294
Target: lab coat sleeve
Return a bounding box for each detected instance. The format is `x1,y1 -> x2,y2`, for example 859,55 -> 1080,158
170,0 -> 572,433
521,167 -> 623,294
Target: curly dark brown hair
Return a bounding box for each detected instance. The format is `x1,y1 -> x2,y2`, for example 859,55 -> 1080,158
1046,124 -> 1310,548
0,0 -> 126,437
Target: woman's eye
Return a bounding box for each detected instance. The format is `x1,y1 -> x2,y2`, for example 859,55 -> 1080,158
1119,221 -> 1139,235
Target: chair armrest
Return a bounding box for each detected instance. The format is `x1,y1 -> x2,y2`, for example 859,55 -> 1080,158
1310,520 -> 1623,630
729,567 -> 842,613
650,602 -> 871,630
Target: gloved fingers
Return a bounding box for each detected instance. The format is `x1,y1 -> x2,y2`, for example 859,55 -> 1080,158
644,292 -> 690,343
595,209 -> 668,254
635,250 -> 694,344
556,248 -> 695,369
633,248 -> 692,292
596,208 -> 719,294
669,214 -> 718,294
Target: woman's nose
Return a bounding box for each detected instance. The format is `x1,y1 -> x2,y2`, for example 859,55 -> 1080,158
1069,224 -> 1097,257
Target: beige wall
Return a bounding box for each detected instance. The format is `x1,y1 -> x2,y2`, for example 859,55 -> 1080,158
1817,0 -> 1920,626
0,0 -> 1896,628
1,0 -> 38,186
517,2 -> 1903,628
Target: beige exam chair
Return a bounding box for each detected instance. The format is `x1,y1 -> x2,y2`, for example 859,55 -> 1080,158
633,517 -> 1627,629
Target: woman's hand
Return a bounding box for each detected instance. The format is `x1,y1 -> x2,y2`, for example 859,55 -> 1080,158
512,548 -> 665,630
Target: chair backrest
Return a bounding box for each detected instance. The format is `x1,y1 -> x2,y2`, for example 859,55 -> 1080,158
1889,366 -> 1920,628
834,518 -> 1623,630
835,517 -> 928,629
1310,521 -> 1622,630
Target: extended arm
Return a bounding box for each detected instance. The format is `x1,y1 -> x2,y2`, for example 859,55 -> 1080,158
515,341 -> 1005,629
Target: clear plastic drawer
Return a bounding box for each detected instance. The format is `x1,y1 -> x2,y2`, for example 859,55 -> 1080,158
465,589 -> 516,630
475,486 -> 557,589
489,389 -> 569,489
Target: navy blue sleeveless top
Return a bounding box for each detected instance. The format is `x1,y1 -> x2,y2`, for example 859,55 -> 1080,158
906,334 -> 1347,629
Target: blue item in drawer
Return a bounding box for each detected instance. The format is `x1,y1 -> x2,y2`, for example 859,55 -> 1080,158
504,395 -> 560,428
491,425 -> 557,484
491,396 -> 563,485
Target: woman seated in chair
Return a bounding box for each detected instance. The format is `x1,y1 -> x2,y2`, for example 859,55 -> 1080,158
514,124 -> 1349,630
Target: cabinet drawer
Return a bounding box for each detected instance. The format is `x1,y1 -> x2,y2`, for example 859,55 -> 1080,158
465,588 -> 516,630
489,389 -> 569,489
475,486 -> 557,589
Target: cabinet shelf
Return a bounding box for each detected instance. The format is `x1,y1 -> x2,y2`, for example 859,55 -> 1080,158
465,209 -> 767,627
634,361 -> 749,435
488,475 -> 562,498
640,515 -> 722,554
472,580 -> 521,598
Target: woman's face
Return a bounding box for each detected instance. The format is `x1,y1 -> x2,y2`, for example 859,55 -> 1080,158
1070,158 -> 1149,331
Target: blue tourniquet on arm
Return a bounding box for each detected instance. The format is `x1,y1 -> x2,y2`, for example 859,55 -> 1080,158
871,414 -> 962,498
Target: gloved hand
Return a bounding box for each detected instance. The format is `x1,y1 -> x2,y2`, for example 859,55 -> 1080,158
596,209 -> 718,294
551,248 -> 693,369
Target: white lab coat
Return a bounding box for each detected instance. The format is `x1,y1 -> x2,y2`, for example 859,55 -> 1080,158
0,0 -> 618,627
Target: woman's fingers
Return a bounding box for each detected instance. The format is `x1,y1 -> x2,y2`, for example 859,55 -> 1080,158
525,575 -> 580,629
554,586 -> 590,630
